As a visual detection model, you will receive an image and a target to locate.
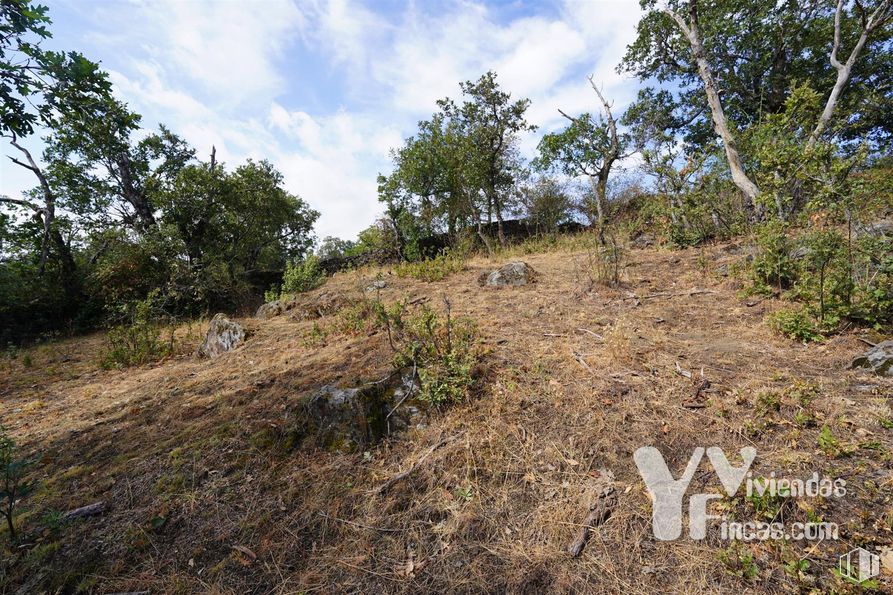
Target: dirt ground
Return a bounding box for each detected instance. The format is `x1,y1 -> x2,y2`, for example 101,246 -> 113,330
1,239 -> 891,594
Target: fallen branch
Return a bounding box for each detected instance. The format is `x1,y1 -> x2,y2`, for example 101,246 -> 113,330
567,484 -> 617,557
576,328 -> 605,341
572,350 -> 592,372
643,288 -> 716,300
63,501 -> 106,520
375,433 -> 463,495
543,332 -> 569,338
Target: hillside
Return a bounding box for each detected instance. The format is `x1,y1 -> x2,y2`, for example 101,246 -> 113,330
1,239 -> 891,593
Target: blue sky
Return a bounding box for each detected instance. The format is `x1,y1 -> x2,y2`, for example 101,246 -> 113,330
1,0 -> 644,240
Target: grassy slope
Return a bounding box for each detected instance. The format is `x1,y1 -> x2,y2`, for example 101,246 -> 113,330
1,238 -> 891,593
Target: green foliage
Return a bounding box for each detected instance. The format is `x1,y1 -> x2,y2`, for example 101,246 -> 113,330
752,221 -> 798,292
379,71 -> 534,252
817,425 -> 840,456
767,308 -> 823,343
101,291 -> 174,368
394,251 -> 465,282
389,302 -> 480,406
0,0 -> 111,138
281,255 -> 325,294
1,426 -> 35,541
518,178 -> 576,233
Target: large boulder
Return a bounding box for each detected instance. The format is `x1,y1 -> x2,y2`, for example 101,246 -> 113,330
255,300 -> 284,319
851,340 -> 893,377
198,314 -> 245,357
478,261 -> 538,287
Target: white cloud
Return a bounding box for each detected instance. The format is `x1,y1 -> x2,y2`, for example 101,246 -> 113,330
1,0 -> 647,241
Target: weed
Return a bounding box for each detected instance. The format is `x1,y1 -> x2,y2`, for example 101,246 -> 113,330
394,251 -> 465,282
282,255 -> 325,294
767,308 -> 823,342
719,544 -> 759,580
101,290 -> 175,368
1,426 -> 35,541
817,425 -> 840,456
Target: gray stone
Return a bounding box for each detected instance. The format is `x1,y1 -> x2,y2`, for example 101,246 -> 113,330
851,340 -> 893,377
479,261 -> 538,287
630,233 -> 655,249
365,280 -> 387,292
255,300 -> 284,319
198,314 -> 245,357
300,371 -> 426,452
856,220 -> 893,239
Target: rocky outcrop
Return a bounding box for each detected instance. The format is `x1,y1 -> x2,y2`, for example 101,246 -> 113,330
298,371 -> 426,452
851,340 -> 893,377
198,314 -> 245,357
255,300 -> 284,319
290,292 -> 350,320
478,262 -> 538,287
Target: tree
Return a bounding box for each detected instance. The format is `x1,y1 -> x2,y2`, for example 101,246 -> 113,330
809,0 -> 893,147
380,72 -> 534,255
518,177 -> 575,233
1,0 -> 111,276
621,0 -> 893,216
441,71 -> 535,245
537,77 -> 626,241
0,0 -> 110,138
46,97 -> 195,232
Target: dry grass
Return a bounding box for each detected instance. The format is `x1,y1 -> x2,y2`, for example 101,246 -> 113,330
1,237 -> 891,593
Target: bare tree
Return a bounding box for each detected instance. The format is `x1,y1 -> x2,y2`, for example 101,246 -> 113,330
663,2 -> 760,215
808,0 -> 893,148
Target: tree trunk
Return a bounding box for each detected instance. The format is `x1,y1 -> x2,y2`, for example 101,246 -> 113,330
808,0 -> 891,147
665,4 -> 760,215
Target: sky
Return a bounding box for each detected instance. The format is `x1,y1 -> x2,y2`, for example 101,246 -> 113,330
0,0 -> 645,241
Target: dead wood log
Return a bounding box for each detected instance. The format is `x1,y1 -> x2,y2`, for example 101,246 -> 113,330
62,501 -> 105,520
567,485 -> 617,558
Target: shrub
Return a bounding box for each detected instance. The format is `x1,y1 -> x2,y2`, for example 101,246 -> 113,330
394,251 -> 465,282
1,427 -> 35,542
752,221 -> 798,292
365,298 -> 481,406
282,255 -> 325,294
767,308 -> 823,343
101,291 -> 175,368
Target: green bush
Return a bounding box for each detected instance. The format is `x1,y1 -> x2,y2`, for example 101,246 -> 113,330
767,308 -> 823,343
282,255 -> 325,294
101,291 -> 174,368
393,303 -> 479,406
394,251 -> 465,282
752,221 -> 798,292
344,297 -> 481,406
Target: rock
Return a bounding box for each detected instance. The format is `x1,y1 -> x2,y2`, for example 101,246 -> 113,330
716,263 -> 730,277
478,261 -> 538,287
290,292 -> 349,320
630,233 -> 655,249
365,280 -> 387,292
851,340 -> 893,377
856,219 -> 893,239
790,245 -> 812,260
255,300 -> 284,319
299,371 -> 426,452
198,314 -> 245,357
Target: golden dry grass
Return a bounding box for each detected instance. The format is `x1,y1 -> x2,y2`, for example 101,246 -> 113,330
1,238 -> 891,593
